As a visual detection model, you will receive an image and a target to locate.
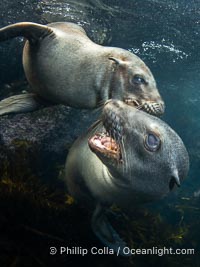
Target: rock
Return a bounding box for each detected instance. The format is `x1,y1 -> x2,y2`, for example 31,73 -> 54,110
0,105 -> 98,182
39,0 -> 112,45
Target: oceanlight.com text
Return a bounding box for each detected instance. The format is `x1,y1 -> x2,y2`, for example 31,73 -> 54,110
49,246 -> 195,257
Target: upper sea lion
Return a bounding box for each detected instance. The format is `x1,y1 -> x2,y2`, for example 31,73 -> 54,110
65,100 -> 189,255
0,22 -> 164,115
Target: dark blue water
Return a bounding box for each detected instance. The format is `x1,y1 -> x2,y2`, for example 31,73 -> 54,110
108,2 -> 200,266
0,1 -> 199,266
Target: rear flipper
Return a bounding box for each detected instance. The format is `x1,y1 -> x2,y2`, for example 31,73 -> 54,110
0,93 -> 45,115
91,203 -> 131,257
0,22 -> 54,45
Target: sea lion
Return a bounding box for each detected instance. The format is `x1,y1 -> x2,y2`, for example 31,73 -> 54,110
0,22 -> 164,116
65,100 -> 189,256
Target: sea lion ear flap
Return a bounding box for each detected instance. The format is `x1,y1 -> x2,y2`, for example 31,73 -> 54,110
108,57 -> 126,67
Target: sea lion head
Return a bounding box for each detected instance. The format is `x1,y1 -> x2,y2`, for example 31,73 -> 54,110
88,100 -> 189,204
108,52 -> 165,116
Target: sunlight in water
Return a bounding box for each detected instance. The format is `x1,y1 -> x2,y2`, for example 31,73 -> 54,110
129,39 -> 189,63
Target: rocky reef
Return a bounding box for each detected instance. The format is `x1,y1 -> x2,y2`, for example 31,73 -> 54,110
0,104 -> 97,181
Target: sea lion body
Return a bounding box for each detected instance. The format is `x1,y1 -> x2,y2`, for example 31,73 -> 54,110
65,100 -> 189,254
0,22 -> 164,115
23,22 -> 104,107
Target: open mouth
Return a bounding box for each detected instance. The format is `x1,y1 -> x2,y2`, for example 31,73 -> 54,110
88,132 -> 122,161
124,98 -> 140,107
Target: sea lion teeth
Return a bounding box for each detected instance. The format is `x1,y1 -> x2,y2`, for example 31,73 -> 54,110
65,100 -> 189,256
89,133 -> 121,159
124,98 -> 140,108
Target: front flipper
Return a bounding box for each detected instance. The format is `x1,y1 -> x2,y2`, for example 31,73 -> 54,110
91,203 -> 130,256
0,93 -> 45,115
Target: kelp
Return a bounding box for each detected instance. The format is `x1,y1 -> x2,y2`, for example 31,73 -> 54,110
0,162 -> 199,267
0,125 -> 199,266
0,119 -> 199,266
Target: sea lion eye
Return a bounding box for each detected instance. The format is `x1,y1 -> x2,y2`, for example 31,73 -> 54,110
144,133 -> 161,152
132,75 -> 146,85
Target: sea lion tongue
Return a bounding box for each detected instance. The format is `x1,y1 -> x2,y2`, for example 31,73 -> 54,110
66,100 -> 189,256
88,132 -> 121,162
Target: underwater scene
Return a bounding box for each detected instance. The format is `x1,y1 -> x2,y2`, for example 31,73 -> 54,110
0,0 -> 199,266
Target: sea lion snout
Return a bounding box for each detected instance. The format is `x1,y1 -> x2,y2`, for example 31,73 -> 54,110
102,101 -> 127,141
108,54 -> 165,116
66,99 -> 189,254
124,96 -> 165,116
0,22 -> 166,116
141,99 -> 165,116
100,100 -> 189,197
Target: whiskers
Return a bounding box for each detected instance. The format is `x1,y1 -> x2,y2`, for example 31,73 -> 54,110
96,99 -> 105,110
120,137 -> 127,173
135,104 -> 143,110
87,119 -> 102,138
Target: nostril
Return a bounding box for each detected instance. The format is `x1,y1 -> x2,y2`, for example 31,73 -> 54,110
169,178 -> 176,191
169,176 -> 181,191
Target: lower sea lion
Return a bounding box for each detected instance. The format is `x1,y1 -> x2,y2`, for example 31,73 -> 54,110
0,22 -> 164,115
65,100 -> 189,256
